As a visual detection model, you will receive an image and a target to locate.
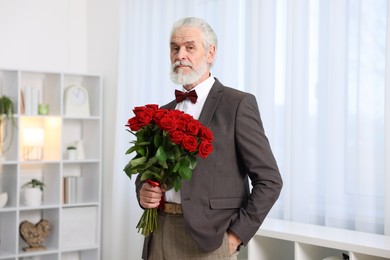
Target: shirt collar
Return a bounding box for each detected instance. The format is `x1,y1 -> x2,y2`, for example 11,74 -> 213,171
181,74 -> 215,101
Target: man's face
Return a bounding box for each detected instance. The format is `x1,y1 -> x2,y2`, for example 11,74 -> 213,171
170,26 -> 215,88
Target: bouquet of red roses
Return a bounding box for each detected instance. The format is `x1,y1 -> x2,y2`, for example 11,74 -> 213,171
124,104 -> 213,236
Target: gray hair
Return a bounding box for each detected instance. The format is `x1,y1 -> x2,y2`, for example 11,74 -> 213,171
170,17 -> 218,61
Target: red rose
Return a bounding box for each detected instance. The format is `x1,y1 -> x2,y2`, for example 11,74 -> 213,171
127,117 -> 141,131
145,104 -> 159,110
182,113 -> 194,122
169,110 -> 184,120
186,120 -> 201,136
153,109 -> 167,124
159,116 -> 177,132
140,110 -> 155,126
199,126 -> 213,141
182,135 -> 198,152
169,131 -> 185,144
133,106 -> 155,126
176,119 -> 187,131
133,106 -> 148,116
198,140 -> 213,158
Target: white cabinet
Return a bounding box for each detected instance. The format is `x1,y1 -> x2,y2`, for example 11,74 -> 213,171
0,69 -> 102,260
248,219 -> 390,260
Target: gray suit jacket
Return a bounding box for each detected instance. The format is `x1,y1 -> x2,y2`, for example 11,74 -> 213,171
137,78 -> 282,259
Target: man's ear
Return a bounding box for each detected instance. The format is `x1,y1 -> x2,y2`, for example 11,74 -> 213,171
207,45 -> 216,64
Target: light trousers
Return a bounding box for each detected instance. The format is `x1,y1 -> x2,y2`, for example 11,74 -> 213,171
148,212 -> 238,260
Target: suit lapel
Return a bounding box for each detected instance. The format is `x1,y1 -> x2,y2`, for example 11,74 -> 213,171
198,78 -> 223,126
163,100 -> 177,110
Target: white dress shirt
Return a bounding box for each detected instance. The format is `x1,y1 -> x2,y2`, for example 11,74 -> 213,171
164,75 -> 215,204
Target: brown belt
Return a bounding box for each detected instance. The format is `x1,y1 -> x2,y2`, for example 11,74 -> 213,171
163,202 -> 183,214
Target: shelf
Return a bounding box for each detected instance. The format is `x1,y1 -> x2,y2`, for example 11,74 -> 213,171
62,119 -> 101,160
0,251 -> 16,260
60,206 -> 98,249
0,69 -> 102,260
62,201 -> 99,207
61,248 -> 99,260
19,71 -> 62,117
19,117 -> 62,161
0,211 -> 17,256
248,218 -> 390,260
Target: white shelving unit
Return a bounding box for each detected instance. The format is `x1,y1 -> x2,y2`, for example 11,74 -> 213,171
0,69 -> 102,260
248,218 -> 390,260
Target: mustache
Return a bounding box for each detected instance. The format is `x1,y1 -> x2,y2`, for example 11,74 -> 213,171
171,60 -> 193,70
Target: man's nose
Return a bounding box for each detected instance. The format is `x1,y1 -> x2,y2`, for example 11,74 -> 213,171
177,47 -> 188,60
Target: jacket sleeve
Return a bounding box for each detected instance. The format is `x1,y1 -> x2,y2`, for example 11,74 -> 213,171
135,174 -> 144,209
228,93 -> 283,245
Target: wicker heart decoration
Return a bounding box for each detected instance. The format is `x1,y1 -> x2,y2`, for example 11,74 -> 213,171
19,219 -> 51,249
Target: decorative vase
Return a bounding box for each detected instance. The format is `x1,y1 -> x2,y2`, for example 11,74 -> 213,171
67,148 -> 77,160
24,188 -> 43,206
0,192 -> 8,208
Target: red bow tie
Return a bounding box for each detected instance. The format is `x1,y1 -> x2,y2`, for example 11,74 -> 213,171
175,89 -> 198,103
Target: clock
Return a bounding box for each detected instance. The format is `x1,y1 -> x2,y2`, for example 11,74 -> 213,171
64,84 -> 90,116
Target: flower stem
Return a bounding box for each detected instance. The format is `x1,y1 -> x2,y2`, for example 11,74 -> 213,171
136,208 -> 158,236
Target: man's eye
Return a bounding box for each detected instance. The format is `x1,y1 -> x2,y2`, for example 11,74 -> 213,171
171,47 -> 179,53
187,46 -> 195,51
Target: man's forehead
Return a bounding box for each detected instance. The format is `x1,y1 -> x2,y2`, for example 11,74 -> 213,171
171,27 -> 202,44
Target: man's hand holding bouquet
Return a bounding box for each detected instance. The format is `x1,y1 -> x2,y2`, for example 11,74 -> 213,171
124,104 -> 213,236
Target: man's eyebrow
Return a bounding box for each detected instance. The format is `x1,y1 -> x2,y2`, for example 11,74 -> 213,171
170,40 -> 196,46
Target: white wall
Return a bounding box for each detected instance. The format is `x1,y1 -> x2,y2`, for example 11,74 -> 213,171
85,0 -> 121,259
0,0 -> 121,258
0,0 -> 88,72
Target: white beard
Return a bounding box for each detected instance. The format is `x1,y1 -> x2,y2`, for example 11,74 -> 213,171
170,58 -> 208,86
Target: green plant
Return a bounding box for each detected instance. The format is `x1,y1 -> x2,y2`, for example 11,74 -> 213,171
22,179 -> 45,191
0,95 -> 14,115
0,95 -> 16,154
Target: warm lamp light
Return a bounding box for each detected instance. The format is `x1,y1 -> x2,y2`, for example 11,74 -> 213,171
23,128 -> 45,160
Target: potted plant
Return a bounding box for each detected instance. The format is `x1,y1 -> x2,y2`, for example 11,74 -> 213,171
22,179 -> 45,206
66,145 -> 77,160
0,94 -> 16,160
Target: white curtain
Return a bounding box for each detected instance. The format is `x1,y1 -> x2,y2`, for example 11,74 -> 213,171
109,0 -> 389,259
265,0 -> 388,234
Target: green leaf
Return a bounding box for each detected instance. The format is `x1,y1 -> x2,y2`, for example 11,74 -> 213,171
154,134 -> 162,147
156,146 -> 167,162
174,145 -> 181,159
158,159 -> 168,169
179,157 -> 190,167
130,168 -> 140,175
150,170 -> 163,182
173,161 -> 180,172
173,177 -> 182,191
188,155 -> 197,169
162,131 -> 171,147
123,161 -> 134,178
178,157 -> 192,180
139,169 -> 163,183
178,166 -> 192,180
126,144 -> 148,156
140,171 -> 153,181
125,146 -> 137,155
135,141 -> 150,146
130,156 -> 147,167
146,157 -> 158,168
